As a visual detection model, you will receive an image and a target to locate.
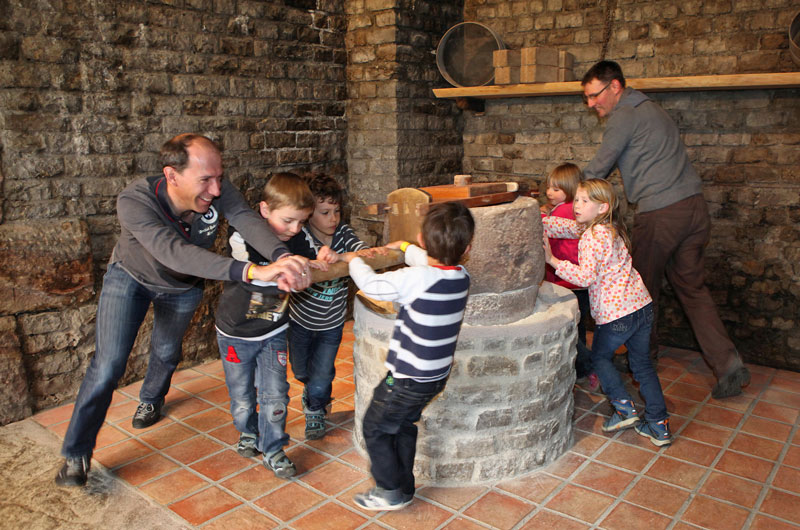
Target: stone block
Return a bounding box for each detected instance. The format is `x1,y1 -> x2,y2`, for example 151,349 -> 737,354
493,49 -> 521,67
0,219 -> 94,314
520,64 -> 559,83
434,462 -> 474,482
476,408 -> 513,430
494,66 -> 520,85
466,355 -> 519,377
520,46 -> 559,66
558,68 -> 576,82
0,317 -> 32,425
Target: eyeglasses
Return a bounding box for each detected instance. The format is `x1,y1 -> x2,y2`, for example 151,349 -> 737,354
582,81 -> 612,104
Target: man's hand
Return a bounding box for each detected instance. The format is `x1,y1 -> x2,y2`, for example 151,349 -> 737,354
251,255 -> 311,291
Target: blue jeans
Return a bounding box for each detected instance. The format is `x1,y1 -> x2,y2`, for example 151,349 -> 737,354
288,322 -> 343,411
362,373 -> 447,494
217,332 -> 290,455
61,262 -> 203,458
592,303 -> 668,422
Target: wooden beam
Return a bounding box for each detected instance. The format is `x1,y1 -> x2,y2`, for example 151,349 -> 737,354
309,249 -> 406,283
433,72 -> 800,99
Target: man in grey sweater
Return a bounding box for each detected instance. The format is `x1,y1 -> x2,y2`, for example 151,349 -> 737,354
581,60 -> 750,400
56,134 -> 311,487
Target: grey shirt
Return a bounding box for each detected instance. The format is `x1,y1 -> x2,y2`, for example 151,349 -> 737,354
583,87 -> 702,213
111,175 -> 288,293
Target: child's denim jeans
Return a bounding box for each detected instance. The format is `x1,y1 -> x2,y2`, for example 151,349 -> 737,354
592,303 -> 668,422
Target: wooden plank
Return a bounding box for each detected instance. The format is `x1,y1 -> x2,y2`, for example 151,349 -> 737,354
387,187 -> 430,243
433,72 -> 800,99
310,249 -> 405,283
420,182 -> 511,201
416,191 -> 520,216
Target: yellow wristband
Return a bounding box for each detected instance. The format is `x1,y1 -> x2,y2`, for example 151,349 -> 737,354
400,241 -> 410,252
246,264 -> 255,281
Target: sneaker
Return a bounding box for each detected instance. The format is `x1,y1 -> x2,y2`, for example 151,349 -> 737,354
353,487 -> 413,511
55,455 -> 90,487
263,449 -> 296,478
587,373 -> 600,392
236,433 -> 259,458
132,399 -> 164,429
712,366 -> 751,399
635,418 -> 673,447
305,409 -> 326,440
602,399 -> 640,432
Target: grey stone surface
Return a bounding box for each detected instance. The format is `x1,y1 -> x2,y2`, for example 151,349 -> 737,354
0,419 -> 188,530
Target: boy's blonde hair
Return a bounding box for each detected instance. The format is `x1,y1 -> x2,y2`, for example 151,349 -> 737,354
578,179 -> 631,251
261,172 -> 315,211
546,163 -> 582,203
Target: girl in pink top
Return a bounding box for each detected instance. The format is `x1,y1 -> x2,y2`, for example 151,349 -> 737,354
540,164 -> 594,388
543,179 -> 671,447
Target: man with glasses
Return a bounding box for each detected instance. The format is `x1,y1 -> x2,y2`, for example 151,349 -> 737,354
580,60 -> 750,400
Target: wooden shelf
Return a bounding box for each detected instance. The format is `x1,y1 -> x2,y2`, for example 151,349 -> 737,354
432,72 -> 800,99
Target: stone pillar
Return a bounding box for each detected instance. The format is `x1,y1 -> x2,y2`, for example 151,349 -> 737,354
345,0 -> 463,242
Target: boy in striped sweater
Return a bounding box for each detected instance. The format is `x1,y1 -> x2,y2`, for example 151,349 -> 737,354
286,175 -> 380,440
342,201 -> 475,511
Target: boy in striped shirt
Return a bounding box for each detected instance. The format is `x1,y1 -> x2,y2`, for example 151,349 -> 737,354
342,201 -> 474,511
286,175 -> 380,440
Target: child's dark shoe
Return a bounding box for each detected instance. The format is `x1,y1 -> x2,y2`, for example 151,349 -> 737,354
304,409 -> 326,440
602,398 -> 640,432
236,433 -> 259,458
263,449 -> 296,478
635,418 -> 672,447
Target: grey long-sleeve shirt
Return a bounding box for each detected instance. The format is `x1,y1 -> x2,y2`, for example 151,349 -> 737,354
583,87 -> 702,213
110,175 -> 288,293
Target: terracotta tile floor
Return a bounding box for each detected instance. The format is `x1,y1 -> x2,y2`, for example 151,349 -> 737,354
35,321 -> 800,529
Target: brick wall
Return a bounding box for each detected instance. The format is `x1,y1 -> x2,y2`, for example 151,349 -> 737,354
0,0 -> 349,420
345,0 -> 462,242
459,0 -> 800,370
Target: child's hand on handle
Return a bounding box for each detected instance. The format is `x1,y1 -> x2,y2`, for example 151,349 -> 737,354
542,234 -> 561,268
315,245 -> 338,267
354,246 -> 389,259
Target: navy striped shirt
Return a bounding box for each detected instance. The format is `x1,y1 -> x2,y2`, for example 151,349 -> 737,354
287,224 -> 367,331
348,245 -> 470,382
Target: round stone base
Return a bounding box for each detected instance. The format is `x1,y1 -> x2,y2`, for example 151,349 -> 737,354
352,282 -> 579,485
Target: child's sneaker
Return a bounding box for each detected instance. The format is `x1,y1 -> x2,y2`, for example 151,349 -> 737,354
353,487 -> 413,511
236,433 -> 259,458
302,386 -> 327,440
305,409 -> 326,440
263,449 -> 296,478
635,418 -> 672,447
587,373 -> 600,392
602,398 -> 640,432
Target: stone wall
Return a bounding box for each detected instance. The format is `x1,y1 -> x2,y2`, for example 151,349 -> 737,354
458,0 -> 800,370
345,0 -> 462,241
0,0 -> 349,420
